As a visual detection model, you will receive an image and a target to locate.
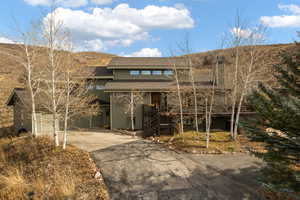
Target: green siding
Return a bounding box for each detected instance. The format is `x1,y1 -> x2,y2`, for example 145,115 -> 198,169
111,93 -> 151,130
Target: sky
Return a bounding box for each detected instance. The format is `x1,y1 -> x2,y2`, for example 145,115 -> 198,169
0,0 -> 300,57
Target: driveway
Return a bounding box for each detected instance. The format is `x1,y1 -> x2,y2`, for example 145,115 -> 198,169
69,131 -> 264,200
67,130 -> 139,152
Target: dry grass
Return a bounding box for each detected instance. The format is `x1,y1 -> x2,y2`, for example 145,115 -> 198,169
154,131 -> 264,154
0,135 -> 110,200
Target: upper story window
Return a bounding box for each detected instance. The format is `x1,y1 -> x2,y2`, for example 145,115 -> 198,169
152,70 -> 162,75
163,70 -> 174,76
96,85 -> 105,90
141,70 -> 151,75
130,70 -> 140,75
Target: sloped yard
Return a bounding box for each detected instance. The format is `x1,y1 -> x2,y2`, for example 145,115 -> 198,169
0,136 -> 110,200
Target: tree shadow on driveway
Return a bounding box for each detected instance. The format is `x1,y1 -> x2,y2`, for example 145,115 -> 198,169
91,140 -> 265,200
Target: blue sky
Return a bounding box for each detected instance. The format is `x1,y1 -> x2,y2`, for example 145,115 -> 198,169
0,0 -> 300,56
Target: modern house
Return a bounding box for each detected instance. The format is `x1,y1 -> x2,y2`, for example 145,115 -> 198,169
7,56 -> 228,134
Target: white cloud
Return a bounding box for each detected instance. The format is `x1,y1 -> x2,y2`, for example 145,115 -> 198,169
90,0 -> 114,5
0,37 -> 15,44
24,0 -> 87,8
124,48 -> 162,57
260,4 -> 300,28
230,27 -> 252,39
44,4 -> 194,51
76,39 -> 105,52
230,27 -> 264,41
278,4 -> 300,15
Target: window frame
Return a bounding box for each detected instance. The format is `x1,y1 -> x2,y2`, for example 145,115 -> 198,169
130,70 -> 140,75
163,70 -> 174,76
141,70 -> 151,75
152,70 -> 162,75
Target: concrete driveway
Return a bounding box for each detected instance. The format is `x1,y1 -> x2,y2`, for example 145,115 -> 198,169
67,130 -> 139,152
69,131 -> 264,200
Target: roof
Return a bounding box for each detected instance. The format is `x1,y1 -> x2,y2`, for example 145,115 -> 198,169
105,80 -> 214,92
6,88 -> 30,106
107,57 -> 190,69
85,67 -> 114,79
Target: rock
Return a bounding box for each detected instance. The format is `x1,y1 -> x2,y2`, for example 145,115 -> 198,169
94,171 -> 102,180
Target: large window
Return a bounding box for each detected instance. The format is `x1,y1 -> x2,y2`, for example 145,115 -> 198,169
164,70 -> 174,75
152,70 -> 162,75
130,70 -> 140,75
141,70 -> 151,75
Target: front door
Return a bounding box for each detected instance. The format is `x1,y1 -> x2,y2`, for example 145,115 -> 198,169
151,93 -> 161,108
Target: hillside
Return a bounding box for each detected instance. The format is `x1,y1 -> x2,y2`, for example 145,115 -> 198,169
0,43 -> 115,134
188,43 -> 295,89
0,42 -> 296,133
0,136 -> 110,199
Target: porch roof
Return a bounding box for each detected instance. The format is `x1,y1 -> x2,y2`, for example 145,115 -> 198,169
104,80 -> 214,92
105,81 -> 174,92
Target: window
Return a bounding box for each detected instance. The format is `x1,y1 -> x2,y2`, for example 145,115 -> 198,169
86,84 -> 94,90
130,70 -> 140,75
164,70 -> 174,75
152,70 -> 162,75
96,85 -> 105,90
141,70 -> 151,75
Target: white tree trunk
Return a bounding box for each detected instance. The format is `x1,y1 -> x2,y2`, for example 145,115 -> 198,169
63,72 -> 70,149
206,62 -> 216,148
233,50 -> 254,139
51,51 -> 59,146
189,58 -> 199,132
28,69 -> 38,137
205,98 -> 209,148
130,92 -> 134,131
230,47 -> 239,139
174,64 -> 184,134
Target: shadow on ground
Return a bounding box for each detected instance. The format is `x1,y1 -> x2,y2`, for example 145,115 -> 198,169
91,140 -> 264,200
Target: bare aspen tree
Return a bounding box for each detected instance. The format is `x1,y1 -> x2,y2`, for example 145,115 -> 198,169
232,25 -> 266,139
172,62 -> 184,135
115,92 -> 144,131
178,35 -> 199,133
228,14 -> 247,139
0,24 -> 42,137
205,57 -> 217,148
61,64 -> 99,149
41,6 -> 69,146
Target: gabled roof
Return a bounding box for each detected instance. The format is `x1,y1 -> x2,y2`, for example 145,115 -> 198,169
107,57 -> 190,69
6,88 -> 29,106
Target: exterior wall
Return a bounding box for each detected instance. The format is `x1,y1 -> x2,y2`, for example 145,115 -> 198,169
14,99 -> 31,133
70,105 -> 110,129
36,113 -> 59,135
92,80 -> 110,102
13,99 -> 59,135
111,92 -> 151,130
113,69 -> 173,80
68,79 -> 111,130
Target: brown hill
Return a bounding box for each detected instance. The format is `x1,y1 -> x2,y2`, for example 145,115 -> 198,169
188,43 -> 295,89
0,43 -> 115,133
0,42 -> 296,133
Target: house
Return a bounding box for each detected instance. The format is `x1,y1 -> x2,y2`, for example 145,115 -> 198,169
7,56 -> 227,134
6,88 -> 60,134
